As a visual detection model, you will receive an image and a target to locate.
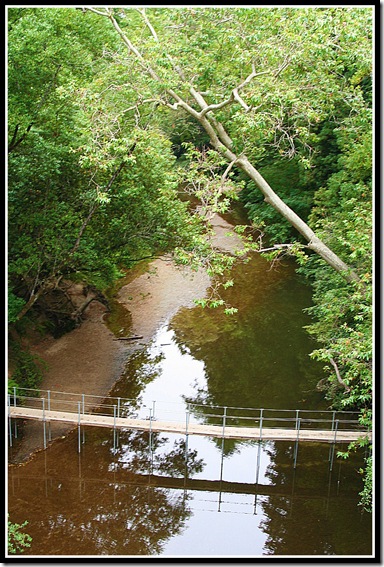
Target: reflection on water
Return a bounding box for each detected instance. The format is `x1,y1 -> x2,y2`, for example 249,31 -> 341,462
8,421 -> 372,556
9,435 -> 194,556
8,253 -> 372,557
170,255 -> 327,412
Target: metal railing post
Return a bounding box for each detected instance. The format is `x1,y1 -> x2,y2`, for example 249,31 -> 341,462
185,409 -> 190,436
82,394 -> 85,444
13,387 -> 18,439
77,401 -> 81,453
255,436 -> 262,485
329,419 -> 339,471
222,407 -> 227,438
47,390 -> 51,441
8,394 -> 12,447
294,417 -> 301,469
116,397 -> 121,447
42,398 -> 47,449
149,407 -> 152,453
329,411 -> 336,462
113,404 -> 117,450
255,407 -> 264,513
185,408 -> 190,468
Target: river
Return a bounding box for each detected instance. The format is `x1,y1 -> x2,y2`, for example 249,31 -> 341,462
7,213 -> 373,558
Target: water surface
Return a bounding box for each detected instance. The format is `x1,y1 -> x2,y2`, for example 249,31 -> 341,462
8,246 -> 372,557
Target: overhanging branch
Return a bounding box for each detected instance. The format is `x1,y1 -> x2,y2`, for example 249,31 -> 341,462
82,7 -> 361,284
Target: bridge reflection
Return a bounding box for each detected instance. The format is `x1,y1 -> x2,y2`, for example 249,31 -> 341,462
9,469 -> 357,503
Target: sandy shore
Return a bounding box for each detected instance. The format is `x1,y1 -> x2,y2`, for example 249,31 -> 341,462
8,214 -> 243,463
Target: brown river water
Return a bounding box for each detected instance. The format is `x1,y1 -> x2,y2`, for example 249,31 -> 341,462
7,213 -> 373,559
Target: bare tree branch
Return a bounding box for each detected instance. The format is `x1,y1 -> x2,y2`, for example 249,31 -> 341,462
258,243 -> 298,253
221,158 -> 238,183
329,357 -> 351,392
84,7 -> 111,17
136,8 -> 158,41
198,96 -> 235,117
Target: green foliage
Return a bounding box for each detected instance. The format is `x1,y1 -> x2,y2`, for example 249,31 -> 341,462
8,517 -> 32,554
358,455 -> 372,512
81,130 -> 206,271
7,7 -> 209,324
241,158 -> 313,243
302,110 -> 372,406
180,143 -> 242,219
8,344 -> 47,391
162,111 -> 210,158
7,377 -> 20,395
8,288 -> 26,323
296,105 -> 372,508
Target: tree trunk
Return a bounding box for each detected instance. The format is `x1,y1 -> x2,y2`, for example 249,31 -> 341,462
236,156 -> 360,283
196,113 -> 360,283
85,7 -> 361,284
70,294 -> 98,321
14,290 -> 43,322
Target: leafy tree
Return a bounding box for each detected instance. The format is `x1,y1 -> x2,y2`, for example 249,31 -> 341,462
81,6 -> 372,508
8,8 -> 114,322
8,343 -> 47,391
82,6 -> 372,282
297,106 -> 373,510
7,7 -> 207,332
8,517 -> 32,554
359,455 -> 373,512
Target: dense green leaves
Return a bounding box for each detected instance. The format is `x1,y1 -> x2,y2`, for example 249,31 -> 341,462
8,8 -> 208,323
295,107 -> 372,510
241,158 -> 313,242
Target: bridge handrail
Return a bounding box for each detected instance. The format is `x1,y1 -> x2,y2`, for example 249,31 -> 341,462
11,387 -> 361,415
9,391 -> 368,433
188,401 -> 360,415
10,389 -> 363,415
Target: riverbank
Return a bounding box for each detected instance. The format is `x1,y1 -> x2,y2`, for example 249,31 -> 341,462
9,214 -> 244,464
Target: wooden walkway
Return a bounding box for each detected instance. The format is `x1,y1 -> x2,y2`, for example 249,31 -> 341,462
9,406 -> 370,444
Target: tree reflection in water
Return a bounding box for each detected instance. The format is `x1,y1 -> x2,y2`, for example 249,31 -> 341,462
8,250 -> 373,556
8,424 -> 205,556
111,347 -> 166,409
257,441 -> 372,556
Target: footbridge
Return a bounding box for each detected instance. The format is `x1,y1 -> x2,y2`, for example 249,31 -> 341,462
8,388 -> 371,448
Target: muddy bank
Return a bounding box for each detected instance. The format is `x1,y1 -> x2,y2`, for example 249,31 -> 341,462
9,214 -> 243,464
8,300 -> 129,463
117,214 -> 244,340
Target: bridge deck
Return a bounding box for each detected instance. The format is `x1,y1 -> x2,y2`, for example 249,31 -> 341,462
9,406 -> 370,443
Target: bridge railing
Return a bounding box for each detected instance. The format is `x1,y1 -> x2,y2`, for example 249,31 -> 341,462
8,387 -> 368,435
183,401 -> 366,430
8,387 -> 140,420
